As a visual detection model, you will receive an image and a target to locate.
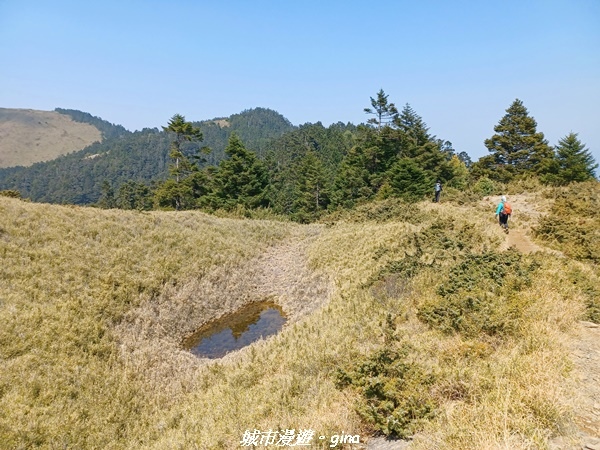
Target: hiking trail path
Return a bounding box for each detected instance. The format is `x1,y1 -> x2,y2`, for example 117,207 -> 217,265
367,194 -> 600,450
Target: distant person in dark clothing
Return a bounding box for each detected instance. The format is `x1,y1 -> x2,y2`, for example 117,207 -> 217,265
434,180 -> 442,202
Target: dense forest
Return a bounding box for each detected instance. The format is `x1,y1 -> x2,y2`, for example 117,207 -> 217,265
0,91 -> 597,220
0,107 -> 294,204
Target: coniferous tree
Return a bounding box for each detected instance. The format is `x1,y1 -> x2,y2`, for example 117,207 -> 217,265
545,132 -> 598,185
163,114 -> 204,183
291,151 -> 329,222
210,134 -> 269,210
393,104 -> 449,179
161,114 -> 206,210
395,104 -> 430,151
446,155 -> 470,189
457,151 -> 473,168
388,158 -> 432,202
332,134 -> 376,208
259,121 -> 355,215
115,181 -> 153,210
332,93 -> 402,207
97,181 -> 116,208
333,99 -> 455,207
364,89 -> 399,132
475,99 -> 554,182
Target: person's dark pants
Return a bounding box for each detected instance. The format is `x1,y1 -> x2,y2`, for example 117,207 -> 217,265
434,191 -> 441,202
499,213 -> 509,228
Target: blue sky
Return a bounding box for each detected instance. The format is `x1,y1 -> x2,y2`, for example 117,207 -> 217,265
1,0 -> 599,162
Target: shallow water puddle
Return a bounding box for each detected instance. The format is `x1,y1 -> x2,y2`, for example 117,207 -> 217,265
183,302 -> 287,358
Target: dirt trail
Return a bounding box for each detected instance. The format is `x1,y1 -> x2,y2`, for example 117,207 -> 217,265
368,194 -> 600,449
505,228 -> 543,253
491,196 -> 600,449
248,226 -> 334,321
550,321 -> 600,450
494,195 -> 600,449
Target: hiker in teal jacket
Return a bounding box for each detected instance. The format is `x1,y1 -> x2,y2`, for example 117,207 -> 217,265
495,195 -> 511,232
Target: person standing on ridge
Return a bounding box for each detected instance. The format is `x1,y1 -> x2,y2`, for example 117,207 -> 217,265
495,195 -> 512,233
434,180 -> 442,202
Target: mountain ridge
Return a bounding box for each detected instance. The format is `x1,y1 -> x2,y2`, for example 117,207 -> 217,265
0,108 -> 103,168
0,106 -> 297,203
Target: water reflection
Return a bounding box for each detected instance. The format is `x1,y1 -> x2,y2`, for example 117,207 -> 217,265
183,302 -> 287,359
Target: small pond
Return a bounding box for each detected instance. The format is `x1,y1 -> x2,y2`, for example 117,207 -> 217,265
182,301 -> 287,359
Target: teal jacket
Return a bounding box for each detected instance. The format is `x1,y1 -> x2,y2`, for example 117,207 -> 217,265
496,201 -> 508,215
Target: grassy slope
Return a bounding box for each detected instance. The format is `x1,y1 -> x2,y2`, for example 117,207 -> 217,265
0,109 -> 101,168
0,186 -> 598,449
0,198 -> 291,448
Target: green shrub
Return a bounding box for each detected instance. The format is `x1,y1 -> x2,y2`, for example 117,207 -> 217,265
418,249 -> 540,337
0,190 -> 21,198
378,220 -> 486,269
567,267 -> 600,323
335,344 -> 437,438
388,158 -> 433,202
533,181 -> 600,262
505,176 -> 544,194
472,177 -> 501,196
322,198 -> 428,224
439,186 -> 482,204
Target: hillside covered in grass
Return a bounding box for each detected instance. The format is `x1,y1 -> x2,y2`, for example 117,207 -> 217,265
0,108 -> 103,168
1,181 -> 599,449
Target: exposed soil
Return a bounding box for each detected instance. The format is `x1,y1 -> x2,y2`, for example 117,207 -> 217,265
249,227 -> 333,320
489,194 -> 600,449
116,225 -> 333,379
367,194 -> 599,449
550,320 -> 600,450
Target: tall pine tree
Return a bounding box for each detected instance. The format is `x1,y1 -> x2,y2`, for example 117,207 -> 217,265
162,114 -> 203,183
545,132 -> 598,185
159,114 -> 206,210
394,104 -> 447,175
292,151 -> 330,222
475,99 -> 554,182
210,134 -> 269,210
364,89 -> 399,132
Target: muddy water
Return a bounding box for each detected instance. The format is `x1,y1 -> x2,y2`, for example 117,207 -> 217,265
182,302 -> 287,358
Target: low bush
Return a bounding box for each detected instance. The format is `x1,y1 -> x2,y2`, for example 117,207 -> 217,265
323,198 -> 428,224
567,267 -> 600,323
0,189 -> 21,198
438,186 -> 483,204
472,176 -> 503,196
372,219 -> 489,285
533,181 -> 600,262
335,343 -> 437,438
505,176 -> 544,194
418,249 -> 541,337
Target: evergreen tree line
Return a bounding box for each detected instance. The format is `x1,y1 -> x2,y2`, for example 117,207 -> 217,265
0,108 -> 295,204
1,93 -> 597,220
471,98 -> 597,185
109,91 -> 594,221
54,108 -> 129,140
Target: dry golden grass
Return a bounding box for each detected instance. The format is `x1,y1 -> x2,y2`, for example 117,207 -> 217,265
0,108 -> 101,168
0,198 -> 292,448
406,257 -> 583,450
0,191 -> 594,449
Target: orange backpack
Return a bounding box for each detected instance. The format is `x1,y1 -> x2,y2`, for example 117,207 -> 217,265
502,202 -> 512,215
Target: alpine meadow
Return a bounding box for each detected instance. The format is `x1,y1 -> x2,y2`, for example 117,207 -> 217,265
0,91 -> 599,449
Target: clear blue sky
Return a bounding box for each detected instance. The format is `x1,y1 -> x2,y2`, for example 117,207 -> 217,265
1,0 -> 599,162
